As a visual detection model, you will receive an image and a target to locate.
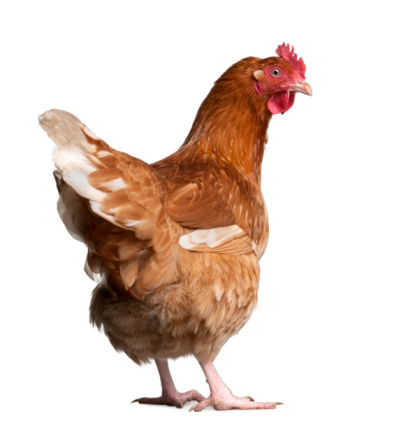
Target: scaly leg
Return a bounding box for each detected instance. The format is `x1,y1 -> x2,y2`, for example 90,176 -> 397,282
133,359 -> 204,408
190,361 -> 283,411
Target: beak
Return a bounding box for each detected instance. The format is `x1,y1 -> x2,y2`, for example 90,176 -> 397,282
288,81 -> 312,96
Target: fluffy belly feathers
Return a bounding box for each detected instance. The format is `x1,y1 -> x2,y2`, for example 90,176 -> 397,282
90,249 -> 260,364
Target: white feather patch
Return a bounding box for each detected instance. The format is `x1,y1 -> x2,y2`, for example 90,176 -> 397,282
89,201 -> 115,223
179,225 -> 254,255
180,225 -> 243,249
105,178 -> 125,192
84,260 -> 103,282
97,150 -> 111,157
124,219 -> 142,228
63,164 -> 106,202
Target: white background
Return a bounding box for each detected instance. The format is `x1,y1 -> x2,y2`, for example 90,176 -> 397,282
1,1 -> 398,427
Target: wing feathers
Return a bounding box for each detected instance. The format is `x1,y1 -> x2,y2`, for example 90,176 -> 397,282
120,259 -> 140,290
179,225 -> 254,255
89,169 -> 125,192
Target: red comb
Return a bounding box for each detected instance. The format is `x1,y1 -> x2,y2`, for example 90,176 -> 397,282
276,43 -> 306,79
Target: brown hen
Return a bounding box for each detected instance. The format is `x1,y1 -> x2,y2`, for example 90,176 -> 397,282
39,43 -> 311,411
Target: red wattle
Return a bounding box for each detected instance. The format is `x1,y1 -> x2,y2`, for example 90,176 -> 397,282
267,91 -> 296,114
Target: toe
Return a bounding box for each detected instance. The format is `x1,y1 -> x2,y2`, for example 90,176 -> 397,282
189,396 -> 283,411
183,390 -> 205,403
132,396 -> 163,405
189,397 -> 213,412
133,389 -> 205,409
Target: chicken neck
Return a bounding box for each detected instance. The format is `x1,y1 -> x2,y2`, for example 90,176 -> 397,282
175,77 -> 273,184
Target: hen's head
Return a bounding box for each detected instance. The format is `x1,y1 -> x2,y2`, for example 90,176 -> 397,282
252,43 -> 312,114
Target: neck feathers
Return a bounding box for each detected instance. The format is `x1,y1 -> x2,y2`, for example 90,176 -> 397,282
179,59 -> 271,183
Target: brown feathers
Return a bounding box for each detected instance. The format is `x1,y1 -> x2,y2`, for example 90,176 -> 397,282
39,55 -> 279,364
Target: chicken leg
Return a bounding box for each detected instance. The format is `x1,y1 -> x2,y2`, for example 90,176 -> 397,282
190,361 -> 283,411
133,359 -> 204,408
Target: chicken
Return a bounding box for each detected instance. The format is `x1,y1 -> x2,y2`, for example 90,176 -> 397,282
39,42 -> 311,411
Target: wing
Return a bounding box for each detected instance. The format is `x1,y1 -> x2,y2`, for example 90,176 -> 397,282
153,162 -> 262,257
157,163 -> 237,229
179,224 -> 256,255
40,109 -> 180,299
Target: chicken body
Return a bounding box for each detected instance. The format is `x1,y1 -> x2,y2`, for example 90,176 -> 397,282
40,43 -> 311,411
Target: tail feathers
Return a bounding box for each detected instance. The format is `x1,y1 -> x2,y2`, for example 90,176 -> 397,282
53,170 -> 87,244
38,109 -> 98,149
40,109 -> 110,213
39,108 -> 166,238
41,109 -> 181,298
39,109 -> 100,175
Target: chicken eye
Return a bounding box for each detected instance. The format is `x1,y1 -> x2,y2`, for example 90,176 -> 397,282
270,68 -> 282,78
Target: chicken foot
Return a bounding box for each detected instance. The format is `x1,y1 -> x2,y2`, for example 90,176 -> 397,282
190,361 -> 283,411
133,359 -> 205,408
